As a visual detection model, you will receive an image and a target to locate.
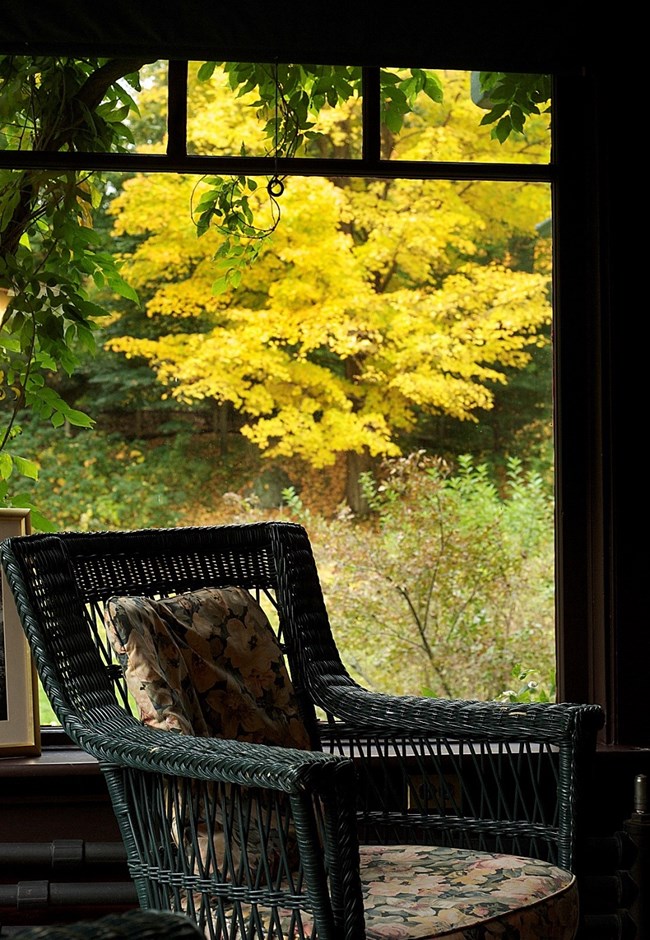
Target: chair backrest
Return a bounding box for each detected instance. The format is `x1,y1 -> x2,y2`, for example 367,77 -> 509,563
0,522 -> 338,746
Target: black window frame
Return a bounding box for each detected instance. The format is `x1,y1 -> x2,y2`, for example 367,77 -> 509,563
0,27 -> 634,749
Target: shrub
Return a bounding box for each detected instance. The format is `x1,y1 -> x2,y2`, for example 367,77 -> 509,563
11,421 -> 555,704
293,453 -> 556,701
6,421 -> 215,531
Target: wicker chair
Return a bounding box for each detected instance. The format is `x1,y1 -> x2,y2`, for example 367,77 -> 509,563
0,522 -> 604,940
10,909 -> 203,938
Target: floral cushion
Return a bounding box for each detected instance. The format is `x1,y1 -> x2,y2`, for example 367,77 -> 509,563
104,586 -> 310,750
271,845 -> 577,939
104,586 -> 311,876
358,844 -> 578,939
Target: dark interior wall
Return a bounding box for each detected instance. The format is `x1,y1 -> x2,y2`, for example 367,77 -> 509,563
0,1 -> 600,72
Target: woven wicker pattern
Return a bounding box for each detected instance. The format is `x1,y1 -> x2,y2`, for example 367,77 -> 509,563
11,909 -> 203,938
0,522 -> 605,939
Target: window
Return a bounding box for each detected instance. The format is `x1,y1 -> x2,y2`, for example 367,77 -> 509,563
0,38 -> 616,748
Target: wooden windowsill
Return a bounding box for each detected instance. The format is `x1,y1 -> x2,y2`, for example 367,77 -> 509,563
0,747 -> 100,777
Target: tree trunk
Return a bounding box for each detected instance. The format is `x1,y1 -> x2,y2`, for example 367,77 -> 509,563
345,448 -> 372,516
212,401 -> 230,454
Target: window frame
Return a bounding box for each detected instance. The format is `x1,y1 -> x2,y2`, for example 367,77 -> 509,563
0,58 -> 619,746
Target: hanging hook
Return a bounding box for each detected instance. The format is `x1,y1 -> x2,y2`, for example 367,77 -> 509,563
267,177 -> 285,197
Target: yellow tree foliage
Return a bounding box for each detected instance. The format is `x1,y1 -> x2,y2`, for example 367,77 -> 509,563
107,69 -> 552,474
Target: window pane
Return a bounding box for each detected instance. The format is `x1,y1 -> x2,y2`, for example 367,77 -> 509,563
9,167 -> 553,706
186,62 -> 363,159
126,61 -> 169,155
381,68 -> 552,164
0,58 -> 168,155
0,58 -> 556,722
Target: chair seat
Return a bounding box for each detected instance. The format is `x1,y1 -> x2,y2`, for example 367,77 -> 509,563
359,844 -> 578,940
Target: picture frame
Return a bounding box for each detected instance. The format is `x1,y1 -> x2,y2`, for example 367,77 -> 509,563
0,508 -> 40,756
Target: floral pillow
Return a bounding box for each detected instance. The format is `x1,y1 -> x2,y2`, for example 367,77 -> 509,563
104,585 -> 311,751
105,586 -> 312,882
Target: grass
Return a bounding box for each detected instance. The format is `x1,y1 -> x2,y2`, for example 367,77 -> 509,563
38,683 -> 59,726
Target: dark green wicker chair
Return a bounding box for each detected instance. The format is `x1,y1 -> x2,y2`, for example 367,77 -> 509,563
10,909 -> 203,938
0,522 -> 604,939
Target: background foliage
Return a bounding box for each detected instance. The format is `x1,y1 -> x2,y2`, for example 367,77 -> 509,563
1,58 -> 556,714
16,419 -> 555,703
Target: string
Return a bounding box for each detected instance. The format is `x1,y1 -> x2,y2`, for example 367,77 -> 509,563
267,59 -> 284,198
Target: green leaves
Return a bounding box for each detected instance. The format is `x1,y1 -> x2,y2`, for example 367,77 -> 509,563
25,385 -> 95,430
197,61 -> 218,82
192,172 -> 280,293
499,664 -> 556,703
476,71 -> 551,142
0,449 -> 39,485
12,455 -> 39,480
194,176 -> 262,239
381,67 -> 443,135
210,238 -> 264,294
0,452 -> 12,481
0,56 -> 145,508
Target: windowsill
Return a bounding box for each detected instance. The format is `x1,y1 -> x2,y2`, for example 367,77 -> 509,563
0,728 -> 98,776
596,742 -> 650,754
0,747 -> 100,776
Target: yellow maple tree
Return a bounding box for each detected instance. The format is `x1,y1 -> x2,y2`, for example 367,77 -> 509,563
107,68 -> 552,509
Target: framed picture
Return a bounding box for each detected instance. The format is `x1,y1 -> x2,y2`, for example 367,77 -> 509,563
0,508 -> 40,756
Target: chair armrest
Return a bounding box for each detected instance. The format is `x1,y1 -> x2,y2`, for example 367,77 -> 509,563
82,711 -> 364,940
313,677 -> 604,744
311,679 -> 604,870
66,708 -> 351,793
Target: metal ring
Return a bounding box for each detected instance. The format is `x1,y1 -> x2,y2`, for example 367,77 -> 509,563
267,177 -> 285,197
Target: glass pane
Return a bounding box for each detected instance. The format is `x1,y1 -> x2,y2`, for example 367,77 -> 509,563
126,61 -> 169,155
381,68 -> 552,164
9,166 -> 553,707
186,62 -> 363,159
